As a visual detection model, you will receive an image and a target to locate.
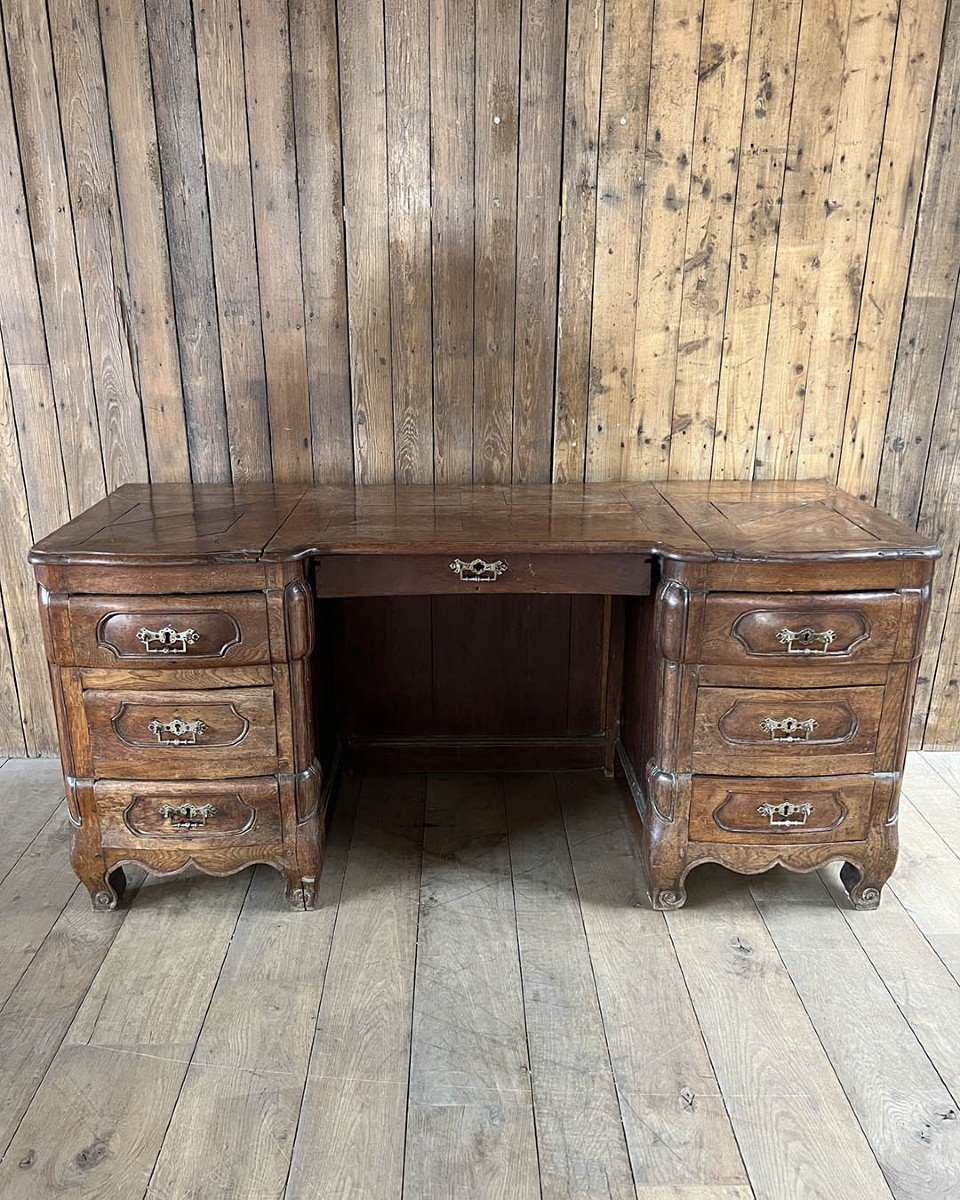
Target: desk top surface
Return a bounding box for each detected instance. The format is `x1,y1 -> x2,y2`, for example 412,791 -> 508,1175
30,481 -> 938,566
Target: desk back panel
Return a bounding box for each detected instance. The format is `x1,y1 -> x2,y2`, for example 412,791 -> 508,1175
332,594 -> 610,769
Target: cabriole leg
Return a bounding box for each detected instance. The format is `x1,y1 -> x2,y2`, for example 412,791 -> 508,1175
79,865 -> 126,912
840,861 -> 887,910
283,870 -> 317,911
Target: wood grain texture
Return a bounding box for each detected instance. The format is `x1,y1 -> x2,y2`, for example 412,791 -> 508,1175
557,771 -> 749,1190
385,0 -> 434,484
5,758 -> 960,1194
0,870 -> 249,1199
405,774 -> 539,1199
193,0 -> 272,483
0,0 -> 958,750
145,785 -> 357,1200
286,775 -> 422,1199
145,0 -> 231,484
667,866 -> 894,1198
241,0 -> 312,484
97,0 -> 190,484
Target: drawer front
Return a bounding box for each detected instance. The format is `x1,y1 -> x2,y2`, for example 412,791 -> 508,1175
95,777 -> 282,850
688,775 -> 876,844
82,687 -> 279,779
314,553 -> 651,597
67,594 -> 271,667
699,592 -> 907,667
692,685 -> 883,776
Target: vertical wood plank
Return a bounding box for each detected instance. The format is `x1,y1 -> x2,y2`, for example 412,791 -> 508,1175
145,787 -> 357,1200
876,1 -> 960,526
386,0 -> 434,484
753,0 -> 851,480
46,0 -> 149,491
146,0 -> 231,484
193,0 -> 272,483
405,774 -> 540,1199
795,0 -> 899,481
585,0 -> 655,481
712,0 -> 801,481
505,773 -> 636,1199
473,0 -> 520,484
0,23 -> 70,540
557,772 -> 749,1189
290,0 -> 354,484
241,0 -> 313,483
2,0 -> 106,513
0,870 -> 250,1199
667,868 -> 894,1198
287,776 -> 422,1200
430,0 -> 474,484
0,343 -> 52,752
624,0 -> 702,481
914,303 -> 960,746
552,0 -> 604,484
751,869 -> 960,1197
512,0 -> 565,484
337,0 -> 395,485
98,0 -> 191,483
667,0 -> 754,482
838,0 -> 949,501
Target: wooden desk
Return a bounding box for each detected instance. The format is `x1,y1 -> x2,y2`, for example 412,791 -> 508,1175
30,481 -> 937,912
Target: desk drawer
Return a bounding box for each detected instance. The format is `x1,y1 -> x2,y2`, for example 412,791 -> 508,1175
691,685 -> 883,776
314,553 -> 651,597
688,775 -> 876,843
67,593 -> 271,667
94,777 -> 282,851
698,592 -> 909,667
82,687 -> 279,779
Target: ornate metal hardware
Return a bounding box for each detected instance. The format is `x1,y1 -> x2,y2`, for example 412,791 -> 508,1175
775,626 -> 837,654
449,557 -> 509,583
136,625 -> 201,654
148,715 -> 208,745
758,715 -> 819,742
158,802 -> 217,829
757,801 -> 814,828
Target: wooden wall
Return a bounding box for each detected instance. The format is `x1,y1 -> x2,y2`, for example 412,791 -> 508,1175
0,0 -> 958,755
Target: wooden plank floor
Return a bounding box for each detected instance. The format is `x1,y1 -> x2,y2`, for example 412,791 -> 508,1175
1,754 -> 960,1198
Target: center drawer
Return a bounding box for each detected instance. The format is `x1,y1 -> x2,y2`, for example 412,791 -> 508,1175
313,553 -> 651,596
692,684 -> 883,776
81,687 -> 279,780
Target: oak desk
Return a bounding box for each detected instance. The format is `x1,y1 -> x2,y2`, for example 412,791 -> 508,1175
30,481 -> 937,912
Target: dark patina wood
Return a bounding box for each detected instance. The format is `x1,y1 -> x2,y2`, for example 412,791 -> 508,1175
31,480 -> 938,911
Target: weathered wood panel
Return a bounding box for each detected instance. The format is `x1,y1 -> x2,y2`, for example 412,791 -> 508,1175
0,0 -> 957,751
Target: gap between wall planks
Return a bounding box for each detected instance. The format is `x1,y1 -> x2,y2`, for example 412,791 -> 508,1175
0,0 -> 957,754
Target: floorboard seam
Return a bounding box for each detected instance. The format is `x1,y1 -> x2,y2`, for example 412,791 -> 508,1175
398,774 -> 427,1200
555,775 -> 640,1198
282,777 -> 364,1200
140,869 -> 255,1200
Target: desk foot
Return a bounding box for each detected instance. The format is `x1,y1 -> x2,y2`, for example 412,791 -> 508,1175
650,883 -> 687,911
284,873 -> 317,911
840,861 -> 884,910
84,866 -> 126,912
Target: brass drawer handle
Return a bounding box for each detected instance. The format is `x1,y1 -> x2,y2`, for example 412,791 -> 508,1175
758,715 -> 819,742
757,801 -> 814,828
136,625 -> 201,654
775,626 -> 837,654
449,557 -> 509,582
148,716 -> 207,745
158,802 -> 217,829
